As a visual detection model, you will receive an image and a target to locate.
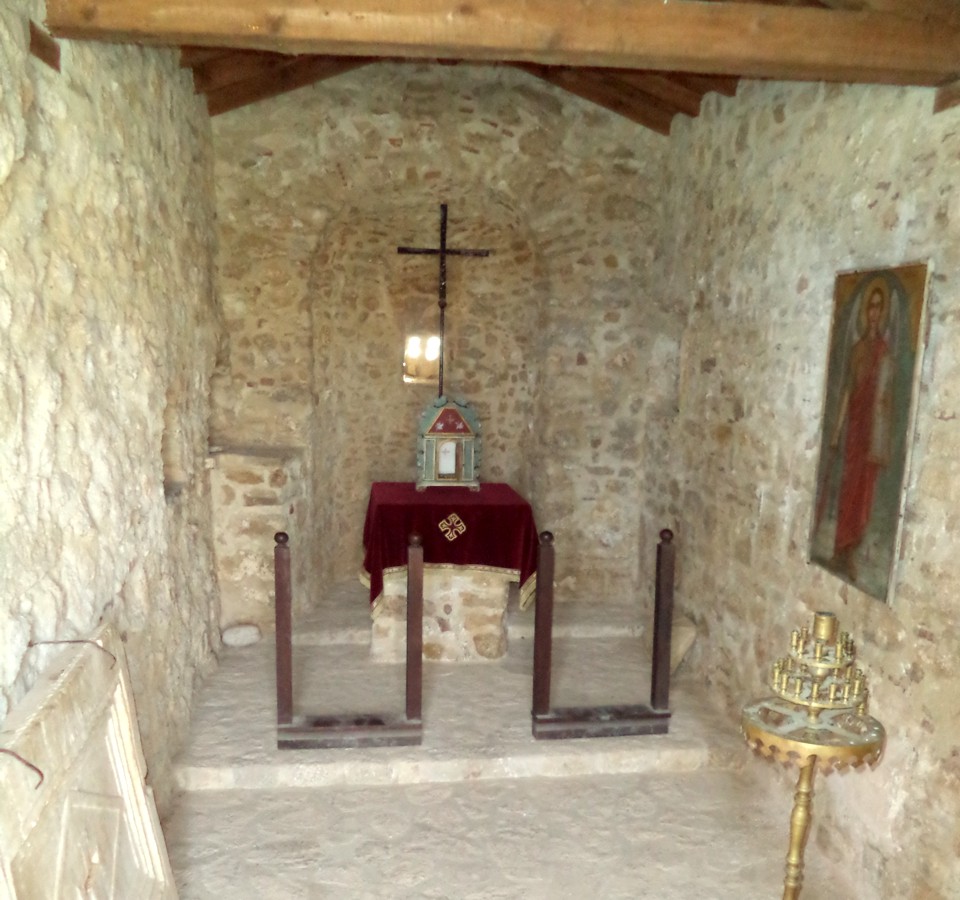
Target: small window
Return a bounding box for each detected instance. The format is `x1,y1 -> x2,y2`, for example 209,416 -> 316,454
403,334 -> 441,384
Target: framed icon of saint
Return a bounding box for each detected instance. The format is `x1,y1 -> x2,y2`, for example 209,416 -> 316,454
809,263 -> 929,601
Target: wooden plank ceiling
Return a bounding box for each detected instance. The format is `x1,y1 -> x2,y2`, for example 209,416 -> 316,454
182,47 -> 740,134
47,0 -> 960,134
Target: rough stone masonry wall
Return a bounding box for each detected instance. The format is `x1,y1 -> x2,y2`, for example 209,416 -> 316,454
0,3 -> 220,814
209,448 -> 307,631
666,82 -> 960,897
212,63 -> 679,609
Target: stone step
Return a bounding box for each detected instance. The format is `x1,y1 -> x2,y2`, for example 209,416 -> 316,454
173,633 -> 742,794
289,611 -> 644,647
291,582 -> 650,646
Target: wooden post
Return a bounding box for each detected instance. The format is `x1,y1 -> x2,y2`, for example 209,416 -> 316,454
405,533 -> 424,722
531,531 -> 555,718
650,528 -> 675,711
532,526 -> 674,740
273,531 -> 293,725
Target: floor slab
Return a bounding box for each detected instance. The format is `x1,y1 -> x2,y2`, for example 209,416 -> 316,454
165,770 -> 854,899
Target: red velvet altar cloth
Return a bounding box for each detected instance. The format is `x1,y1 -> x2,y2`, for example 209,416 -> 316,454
362,482 -> 538,607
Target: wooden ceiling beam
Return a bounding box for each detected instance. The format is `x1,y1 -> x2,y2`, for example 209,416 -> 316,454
819,0 -> 960,25
205,55 -> 372,115
46,0 -> 960,86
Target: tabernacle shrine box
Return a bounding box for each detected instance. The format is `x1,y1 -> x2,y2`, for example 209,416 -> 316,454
416,396 -> 481,490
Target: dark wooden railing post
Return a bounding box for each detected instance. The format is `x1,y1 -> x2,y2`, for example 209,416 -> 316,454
405,533 -> 424,723
532,531 -> 555,718
272,530 -> 422,749
532,526 -> 676,740
650,528 -> 675,712
274,531 -> 293,726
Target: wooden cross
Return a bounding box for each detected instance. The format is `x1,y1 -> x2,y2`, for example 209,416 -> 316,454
397,203 -> 491,397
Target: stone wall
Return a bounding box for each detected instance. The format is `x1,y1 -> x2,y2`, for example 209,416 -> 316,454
212,63 -> 679,605
667,82 -> 960,897
310,195 -> 540,584
209,62 -> 960,891
0,3 -> 220,814
209,447 -> 307,630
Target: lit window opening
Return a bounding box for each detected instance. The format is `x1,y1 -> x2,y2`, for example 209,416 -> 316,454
403,334 -> 441,384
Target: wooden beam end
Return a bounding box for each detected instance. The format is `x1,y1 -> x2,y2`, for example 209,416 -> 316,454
29,20 -> 61,72
934,77 -> 960,114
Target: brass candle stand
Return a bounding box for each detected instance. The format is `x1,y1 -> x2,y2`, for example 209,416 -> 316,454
741,611 -> 885,900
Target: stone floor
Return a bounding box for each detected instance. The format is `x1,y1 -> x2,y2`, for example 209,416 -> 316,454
163,583 -> 856,899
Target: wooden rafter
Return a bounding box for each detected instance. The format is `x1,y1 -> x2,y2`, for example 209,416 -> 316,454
605,70 -> 707,118
517,63 -> 741,134
184,51 -> 734,129
204,55 -> 372,115
518,64 -> 678,135
934,77 -> 960,112
29,21 -> 61,71
46,0 -> 960,86
179,45 -> 235,68
191,49 -> 299,94
671,73 -> 740,98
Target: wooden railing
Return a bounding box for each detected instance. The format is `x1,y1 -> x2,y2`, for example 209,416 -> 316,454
531,528 -> 676,740
272,531 -> 423,749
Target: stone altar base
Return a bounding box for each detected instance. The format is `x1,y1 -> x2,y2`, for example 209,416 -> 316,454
370,567 -> 515,662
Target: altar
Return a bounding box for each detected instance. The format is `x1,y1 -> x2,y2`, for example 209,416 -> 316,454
362,482 -> 538,661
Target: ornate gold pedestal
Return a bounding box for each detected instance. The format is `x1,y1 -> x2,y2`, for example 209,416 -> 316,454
741,612 -> 885,900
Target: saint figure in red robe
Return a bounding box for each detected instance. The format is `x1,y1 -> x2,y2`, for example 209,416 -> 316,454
829,287 -> 893,580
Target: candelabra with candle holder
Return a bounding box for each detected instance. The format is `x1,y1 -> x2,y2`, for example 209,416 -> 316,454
741,611 -> 885,900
